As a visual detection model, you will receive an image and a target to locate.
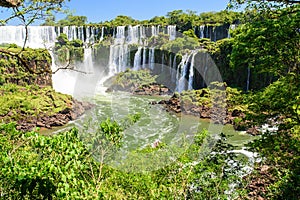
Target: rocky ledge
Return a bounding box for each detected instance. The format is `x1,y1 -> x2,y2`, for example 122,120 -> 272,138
107,83 -> 171,96
15,100 -> 93,132
154,93 -> 246,126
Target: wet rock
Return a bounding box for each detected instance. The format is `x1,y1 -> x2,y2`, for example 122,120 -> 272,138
14,100 -> 94,132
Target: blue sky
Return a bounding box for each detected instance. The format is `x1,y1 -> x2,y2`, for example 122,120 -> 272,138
1,0 -> 232,25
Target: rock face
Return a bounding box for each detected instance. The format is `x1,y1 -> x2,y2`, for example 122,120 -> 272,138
0,0 -> 21,7
0,49 -> 53,87
133,84 -> 171,96
157,94 -> 212,119
156,93 -> 247,126
16,100 -> 94,132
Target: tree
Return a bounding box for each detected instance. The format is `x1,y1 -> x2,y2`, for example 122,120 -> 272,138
230,4 -> 300,77
0,0 -> 73,74
56,14 -> 87,26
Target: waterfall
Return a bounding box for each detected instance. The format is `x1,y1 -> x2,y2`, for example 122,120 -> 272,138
63,26 -> 78,41
83,48 -> 94,73
115,26 -> 126,44
175,51 -> 198,92
140,26 -> 146,44
50,50 -> 76,95
0,26 -> 57,48
246,67 -> 251,92
176,53 -> 190,93
161,52 -> 165,73
151,26 -> 158,36
167,25 -> 176,40
100,27 -> 104,41
149,47 -> 155,70
107,26 -> 129,76
188,51 -> 198,90
199,25 -> 205,38
213,27 -> 217,42
169,54 -> 173,79
85,26 -> 95,44
133,47 -> 143,70
127,25 -> 139,44
171,55 -> 177,82
142,47 -> 147,69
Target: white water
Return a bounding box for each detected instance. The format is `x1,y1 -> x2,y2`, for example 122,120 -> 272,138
175,50 -> 199,92
133,47 -> 143,70
151,25 -> 159,36
149,47 -> 155,70
83,48 -> 94,74
188,51 -> 198,90
171,55 -> 177,82
142,47 -> 147,69
199,25 -> 205,38
100,27 -> 104,41
0,26 -> 57,48
176,53 -> 190,92
167,25 -> 176,40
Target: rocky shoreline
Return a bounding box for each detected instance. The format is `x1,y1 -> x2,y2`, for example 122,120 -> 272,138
12,100 -> 93,132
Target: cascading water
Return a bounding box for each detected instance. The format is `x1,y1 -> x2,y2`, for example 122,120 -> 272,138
142,47 -> 147,69
127,25 -> 139,44
107,26 -> 129,76
167,25 -> 176,40
83,48 -> 94,73
175,50 -> 198,92
199,25 -> 205,38
171,55 -> 177,82
169,54 -> 173,79
176,53 -> 190,93
149,47 -> 155,70
188,51 -> 198,90
151,25 -> 159,36
100,27 -> 105,41
0,26 -> 57,48
161,52 -> 165,73
133,47 -> 143,70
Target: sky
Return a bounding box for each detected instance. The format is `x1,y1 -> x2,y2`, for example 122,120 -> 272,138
0,0 -> 232,25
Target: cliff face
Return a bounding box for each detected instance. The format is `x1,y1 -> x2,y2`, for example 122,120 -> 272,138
0,48 -> 52,87
0,0 -> 21,7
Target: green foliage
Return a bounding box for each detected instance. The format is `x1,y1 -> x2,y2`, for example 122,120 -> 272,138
0,83 -> 72,122
99,118 -> 123,147
230,5 -> 300,77
0,47 -> 52,86
248,125 -> 300,199
56,14 -> 87,26
161,33 -> 199,53
107,69 -> 158,91
54,33 -> 84,64
0,118 -> 246,199
244,73 -> 300,125
1,0 -> 70,26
